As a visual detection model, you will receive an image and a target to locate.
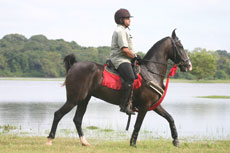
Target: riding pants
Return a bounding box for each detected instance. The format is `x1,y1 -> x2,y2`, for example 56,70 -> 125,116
117,62 -> 135,86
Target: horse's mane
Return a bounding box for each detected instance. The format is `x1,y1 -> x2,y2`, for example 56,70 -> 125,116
143,36 -> 170,59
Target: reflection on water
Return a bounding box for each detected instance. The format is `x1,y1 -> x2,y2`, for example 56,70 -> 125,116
0,80 -> 230,140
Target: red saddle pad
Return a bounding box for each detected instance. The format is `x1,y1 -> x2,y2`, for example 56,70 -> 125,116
102,65 -> 142,90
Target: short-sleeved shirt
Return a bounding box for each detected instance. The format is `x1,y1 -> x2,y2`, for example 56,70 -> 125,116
110,25 -> 134,69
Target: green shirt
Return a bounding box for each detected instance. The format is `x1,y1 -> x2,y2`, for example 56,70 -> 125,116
110,25 -> 134,69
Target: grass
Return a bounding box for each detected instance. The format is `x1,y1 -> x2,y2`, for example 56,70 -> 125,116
100,128 -> 114,132
0,124 -> 17,132
169,79 -> 230,83
0,136 -> 230,153
86,126 -> 100,130
197,95 -> 230,99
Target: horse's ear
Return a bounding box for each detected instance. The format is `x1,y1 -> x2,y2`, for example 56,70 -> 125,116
172,29 -> 177,39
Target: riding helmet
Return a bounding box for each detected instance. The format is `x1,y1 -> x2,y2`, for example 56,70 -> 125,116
114,8 -> 133,24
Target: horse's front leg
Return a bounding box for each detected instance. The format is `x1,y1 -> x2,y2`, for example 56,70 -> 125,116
130,109 -> 147,147
73,96 -> 91,146
153,105 -> 179,147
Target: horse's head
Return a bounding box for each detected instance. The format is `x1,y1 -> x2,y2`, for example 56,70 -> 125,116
170,29 -> 192,72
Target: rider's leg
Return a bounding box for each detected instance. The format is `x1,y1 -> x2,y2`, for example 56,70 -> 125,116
117,62 -> 135,115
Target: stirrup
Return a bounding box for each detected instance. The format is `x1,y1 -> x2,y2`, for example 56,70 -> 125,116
126,108 -> 135,115
120,107 -> 135,115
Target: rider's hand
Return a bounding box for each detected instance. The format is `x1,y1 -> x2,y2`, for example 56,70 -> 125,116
131,54 -> 142,65
136,55 -> 142,64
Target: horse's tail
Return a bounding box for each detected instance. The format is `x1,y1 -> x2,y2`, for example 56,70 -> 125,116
63,54 -> 77,73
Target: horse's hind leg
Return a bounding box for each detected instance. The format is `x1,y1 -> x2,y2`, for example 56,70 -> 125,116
46,102 -> 76,145
153,105 -> 179,147
73,95 -> 91,146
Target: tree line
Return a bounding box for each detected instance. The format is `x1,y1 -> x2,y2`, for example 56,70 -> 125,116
0,34 -> 229,80
0,34 -> 110,77
175,48 -> 230,80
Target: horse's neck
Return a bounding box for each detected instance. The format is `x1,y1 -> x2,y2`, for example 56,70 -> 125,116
143,39 -> 170,85
147,50 -> 167,63
145,38 -> 170,63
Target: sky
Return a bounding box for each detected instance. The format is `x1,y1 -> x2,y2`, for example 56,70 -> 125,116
0,0 -> 230,53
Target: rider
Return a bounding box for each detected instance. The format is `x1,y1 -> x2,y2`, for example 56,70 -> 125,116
110,8 -> 140,115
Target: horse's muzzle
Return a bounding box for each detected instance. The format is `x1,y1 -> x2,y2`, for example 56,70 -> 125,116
188,61 -> 192,71
180,61 -> 192,72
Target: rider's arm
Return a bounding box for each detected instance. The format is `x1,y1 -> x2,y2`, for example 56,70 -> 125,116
122,47 -> 135,58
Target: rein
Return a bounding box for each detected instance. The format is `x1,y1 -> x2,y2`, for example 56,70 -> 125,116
141,59 -> 168,66
146,68 -> 165,77
141,60 -> 168,77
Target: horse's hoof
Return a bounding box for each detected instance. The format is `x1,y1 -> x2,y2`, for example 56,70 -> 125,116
172,139 -> 180,147
130,143 -> 137,148
45,138 -> 53,146
82,142 -> 91,146
80,136 -> 91,146
132,145 -> 137,148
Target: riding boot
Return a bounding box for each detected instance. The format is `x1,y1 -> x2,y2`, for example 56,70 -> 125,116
119,83 -> 135,115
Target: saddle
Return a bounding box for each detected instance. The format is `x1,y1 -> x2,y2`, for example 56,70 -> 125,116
102,60 -> 142,90
102,60 -> 164,98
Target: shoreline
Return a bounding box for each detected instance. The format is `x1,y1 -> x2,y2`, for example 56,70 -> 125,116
0,77 -> 65,81
1,77 -> 230,83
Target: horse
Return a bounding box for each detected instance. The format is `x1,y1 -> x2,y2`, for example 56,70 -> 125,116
46,29 -> 192,147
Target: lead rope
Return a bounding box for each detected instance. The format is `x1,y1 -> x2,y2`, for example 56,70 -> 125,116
148,65 -> 178,111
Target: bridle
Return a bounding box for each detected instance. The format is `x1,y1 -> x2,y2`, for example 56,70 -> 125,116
171,38 -> 190,66
141,37 -> 190,77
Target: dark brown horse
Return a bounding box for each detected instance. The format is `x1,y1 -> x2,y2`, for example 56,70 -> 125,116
46,29 -> 192,147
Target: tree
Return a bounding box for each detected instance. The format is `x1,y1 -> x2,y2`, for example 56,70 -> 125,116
215,70 -> 229,80
40,52 -> 63,77
0,55 -> 7,70
98,46 -> 111,64
214,52 -> 230,79
190,49 -> 217,81
136,51 -> 145,58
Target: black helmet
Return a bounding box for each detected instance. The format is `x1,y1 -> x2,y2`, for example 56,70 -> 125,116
114,8 -> 133,24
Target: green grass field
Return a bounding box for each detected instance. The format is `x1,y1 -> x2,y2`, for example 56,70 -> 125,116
0,136 -> 230,153
169,79 -> 230,83
197,95 -> 230,99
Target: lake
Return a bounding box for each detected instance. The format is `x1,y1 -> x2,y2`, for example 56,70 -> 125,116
0,80 -> 230,140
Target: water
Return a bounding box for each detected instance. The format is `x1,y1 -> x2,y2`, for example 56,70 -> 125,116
0,80 -> 230,140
